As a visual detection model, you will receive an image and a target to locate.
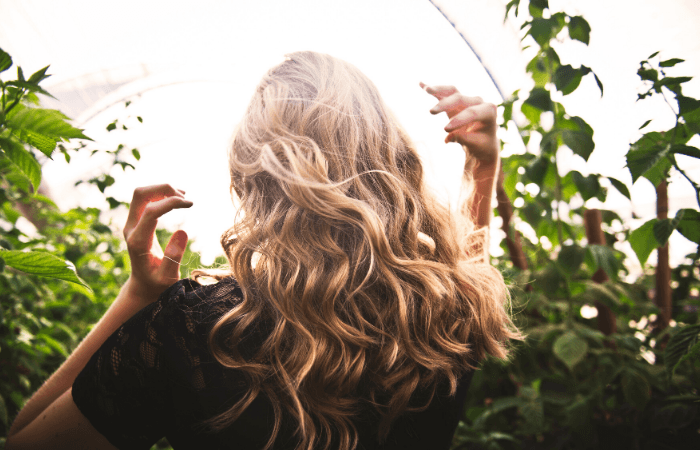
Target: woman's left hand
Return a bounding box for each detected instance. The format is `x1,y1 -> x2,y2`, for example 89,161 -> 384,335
123,184 -> 193,302
420,82 -> 500,166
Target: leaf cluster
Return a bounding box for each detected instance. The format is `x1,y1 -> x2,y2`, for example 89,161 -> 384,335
453,2 -> 700,449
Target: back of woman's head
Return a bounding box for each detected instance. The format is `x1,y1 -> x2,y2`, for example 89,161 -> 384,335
204,51 -> 519,450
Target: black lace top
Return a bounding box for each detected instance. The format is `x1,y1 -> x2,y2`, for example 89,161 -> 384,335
72,278 -> 474,449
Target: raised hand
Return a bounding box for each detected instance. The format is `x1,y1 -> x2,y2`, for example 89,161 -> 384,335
123,184 -> 193,302
420,83 -> 500,166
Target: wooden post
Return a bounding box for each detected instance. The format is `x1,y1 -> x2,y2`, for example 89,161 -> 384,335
583,209 -> 617,335
655,179 -> 672,330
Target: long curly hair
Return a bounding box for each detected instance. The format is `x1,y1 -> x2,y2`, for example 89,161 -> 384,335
198,51 -> 519,450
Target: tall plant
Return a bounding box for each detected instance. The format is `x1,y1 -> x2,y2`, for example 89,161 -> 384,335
452,1 -> 700,449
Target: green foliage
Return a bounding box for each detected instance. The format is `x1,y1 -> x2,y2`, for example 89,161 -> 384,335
0,250 -> 91,294
0,47 -> 89,285
626,54 -> 700,264
453,2 -> 700,449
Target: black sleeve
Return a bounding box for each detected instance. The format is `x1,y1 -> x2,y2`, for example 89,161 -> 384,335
72,280 -> 202,450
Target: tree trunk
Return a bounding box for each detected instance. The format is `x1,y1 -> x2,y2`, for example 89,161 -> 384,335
583,209 -> 617,335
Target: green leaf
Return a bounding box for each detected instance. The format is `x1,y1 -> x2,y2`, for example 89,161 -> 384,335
648,51 -> 660,59
0,47 -> 12,73
554,65 -> 583,95
0,137 -> 41,191
557,244 -> 585,274
132,148 -> 141,160
17,129 -> 59,155
2,202 -> 22,225
639,119 -> 652,130
626,133 -> 670,183
629,219 -> 658,265
0,250 -> 91,291
675,209 -> 700,243
676,341 -> 700,376
568,16 -> 591,45
36,333 -> 68,357
553,331 -> 588,370
608,177 -> 631,200
642,157 -> 671,187
491,396 -> 524,414
592,72 -> 604,97
655,76 -> 693,94
671,144 -> 700,159
665,324 -> 700,377
660,58 -> 685,68
504,165 -> 519,199
5,80 -> 56,99
27,65 -> 51,84
562,130 -> 594,161
587,244 -> 618,279
534,263 -> 564,296
570,171 -> 600,201
521,102 -> 542,124
505,0 -> 521,19
5,104 -> 91,144
528,18 -> 555,46
106,197 -> 121,209
522,202 -> 543,227
524,88 -> 553,112
578,281 -> 621,309
526,55 -> 549,87
638,66 -> 658,83
678,95 -> 700,116
558,116 -> 595,160
525,156 -> 550,185
622,369 -> 650,410
653,213 -> 682,246
529,0 -> 548,14
520,398 -> 545,431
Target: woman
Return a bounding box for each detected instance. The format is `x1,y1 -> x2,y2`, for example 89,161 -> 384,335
7,51 -> 519,449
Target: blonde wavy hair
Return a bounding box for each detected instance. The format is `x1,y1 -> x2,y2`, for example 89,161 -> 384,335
198,51 -> 519,450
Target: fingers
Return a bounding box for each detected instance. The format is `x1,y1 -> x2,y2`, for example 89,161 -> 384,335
161,230 -> 188,278
124,184 -> 187,236
126,196 -> 193,252
420,82 -> 457,100
444,102 -> 497,133
430,93 -> 485,118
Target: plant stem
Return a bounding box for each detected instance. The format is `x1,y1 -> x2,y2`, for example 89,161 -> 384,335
669,157 -> 700,210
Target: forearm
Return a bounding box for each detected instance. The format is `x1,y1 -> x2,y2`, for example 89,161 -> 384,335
468,154 -> 499,229
8,278 -> 152,436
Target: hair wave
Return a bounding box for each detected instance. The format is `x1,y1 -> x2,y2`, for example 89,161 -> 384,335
195,51 -> 520,450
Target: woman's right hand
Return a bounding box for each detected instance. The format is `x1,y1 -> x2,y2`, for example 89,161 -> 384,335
420,83 -> 500,166
122,184 -> 193,303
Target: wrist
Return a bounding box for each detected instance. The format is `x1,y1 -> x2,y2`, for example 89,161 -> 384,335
473,157 -> 500,179
122,276 -> 161,307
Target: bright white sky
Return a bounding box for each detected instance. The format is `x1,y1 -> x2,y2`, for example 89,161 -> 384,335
2,0 -> 699,270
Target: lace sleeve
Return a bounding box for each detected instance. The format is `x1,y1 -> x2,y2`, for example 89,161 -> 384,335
71,280 -> 203,450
